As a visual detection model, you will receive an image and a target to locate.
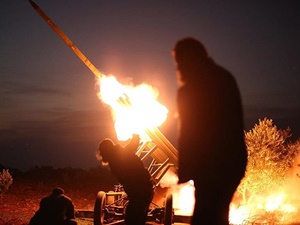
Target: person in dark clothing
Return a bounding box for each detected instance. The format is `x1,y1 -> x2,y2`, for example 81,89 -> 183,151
173,37 -> 247,225
29,187 -> 77,225
98,134 -> 154,225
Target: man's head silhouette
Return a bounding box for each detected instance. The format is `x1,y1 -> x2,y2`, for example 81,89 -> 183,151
173,37 -> 209,83
51,187 -> 64,197
98,139 -> 115,163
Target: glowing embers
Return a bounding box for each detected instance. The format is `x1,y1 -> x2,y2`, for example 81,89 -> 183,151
98,75 -> 168,141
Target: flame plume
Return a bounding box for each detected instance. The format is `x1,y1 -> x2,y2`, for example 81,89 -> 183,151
98,75 -> 168,141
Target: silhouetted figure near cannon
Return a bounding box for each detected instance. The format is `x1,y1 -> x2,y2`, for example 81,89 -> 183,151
98,134 -> 154,225
173,37 -> 247,225
29,187 -> 77,225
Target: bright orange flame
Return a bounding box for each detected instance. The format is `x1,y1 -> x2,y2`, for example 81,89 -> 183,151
229,191 -> 298,225
172,180 -> 195,216
98,75 -> 168,141
161,170 -> 195,216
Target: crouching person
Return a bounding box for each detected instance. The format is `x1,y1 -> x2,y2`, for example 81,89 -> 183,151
30,187 -> 77,225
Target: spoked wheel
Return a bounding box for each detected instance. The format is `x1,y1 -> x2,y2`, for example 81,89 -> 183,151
164,193 -> 173,225
94,191 -> 106,225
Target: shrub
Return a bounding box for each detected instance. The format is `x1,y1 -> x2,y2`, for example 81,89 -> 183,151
237,118 -> 299,202
0,169 -> 13,201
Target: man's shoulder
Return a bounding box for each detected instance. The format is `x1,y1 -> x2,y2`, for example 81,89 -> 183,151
40,195 -> 52,204
212,63 -> 235,81
59,194 -> 72,201
55,194 -> 73,206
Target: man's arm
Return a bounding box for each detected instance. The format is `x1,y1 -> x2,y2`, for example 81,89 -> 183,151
125,134 -> 140,154
64,196 -> 76,219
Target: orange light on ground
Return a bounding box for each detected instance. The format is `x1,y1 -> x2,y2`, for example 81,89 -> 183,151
98,75 -> 168,141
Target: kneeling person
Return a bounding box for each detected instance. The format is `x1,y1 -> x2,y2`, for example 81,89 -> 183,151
30,187 -> 77,225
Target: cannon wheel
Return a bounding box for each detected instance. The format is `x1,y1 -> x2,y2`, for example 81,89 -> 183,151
94,191 -> 106,225
164,193 -> 173,225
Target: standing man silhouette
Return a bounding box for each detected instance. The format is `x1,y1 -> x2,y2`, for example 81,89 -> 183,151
173,37 -> 247,225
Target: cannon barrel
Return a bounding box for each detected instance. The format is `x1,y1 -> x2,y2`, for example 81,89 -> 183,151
28,0 -> 102,78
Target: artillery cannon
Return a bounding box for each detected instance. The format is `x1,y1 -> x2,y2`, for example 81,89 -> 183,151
28,1 -> 182,223
91,128 -> 178,225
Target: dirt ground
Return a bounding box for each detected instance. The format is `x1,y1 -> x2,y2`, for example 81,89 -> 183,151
0,176 -> 182,225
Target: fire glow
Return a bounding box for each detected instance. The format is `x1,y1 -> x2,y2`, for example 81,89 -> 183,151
160,170 -> 195,216
98,75 -> 168,141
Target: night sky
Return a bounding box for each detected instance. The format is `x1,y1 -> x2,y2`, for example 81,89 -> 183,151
1,1 -> 299,171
